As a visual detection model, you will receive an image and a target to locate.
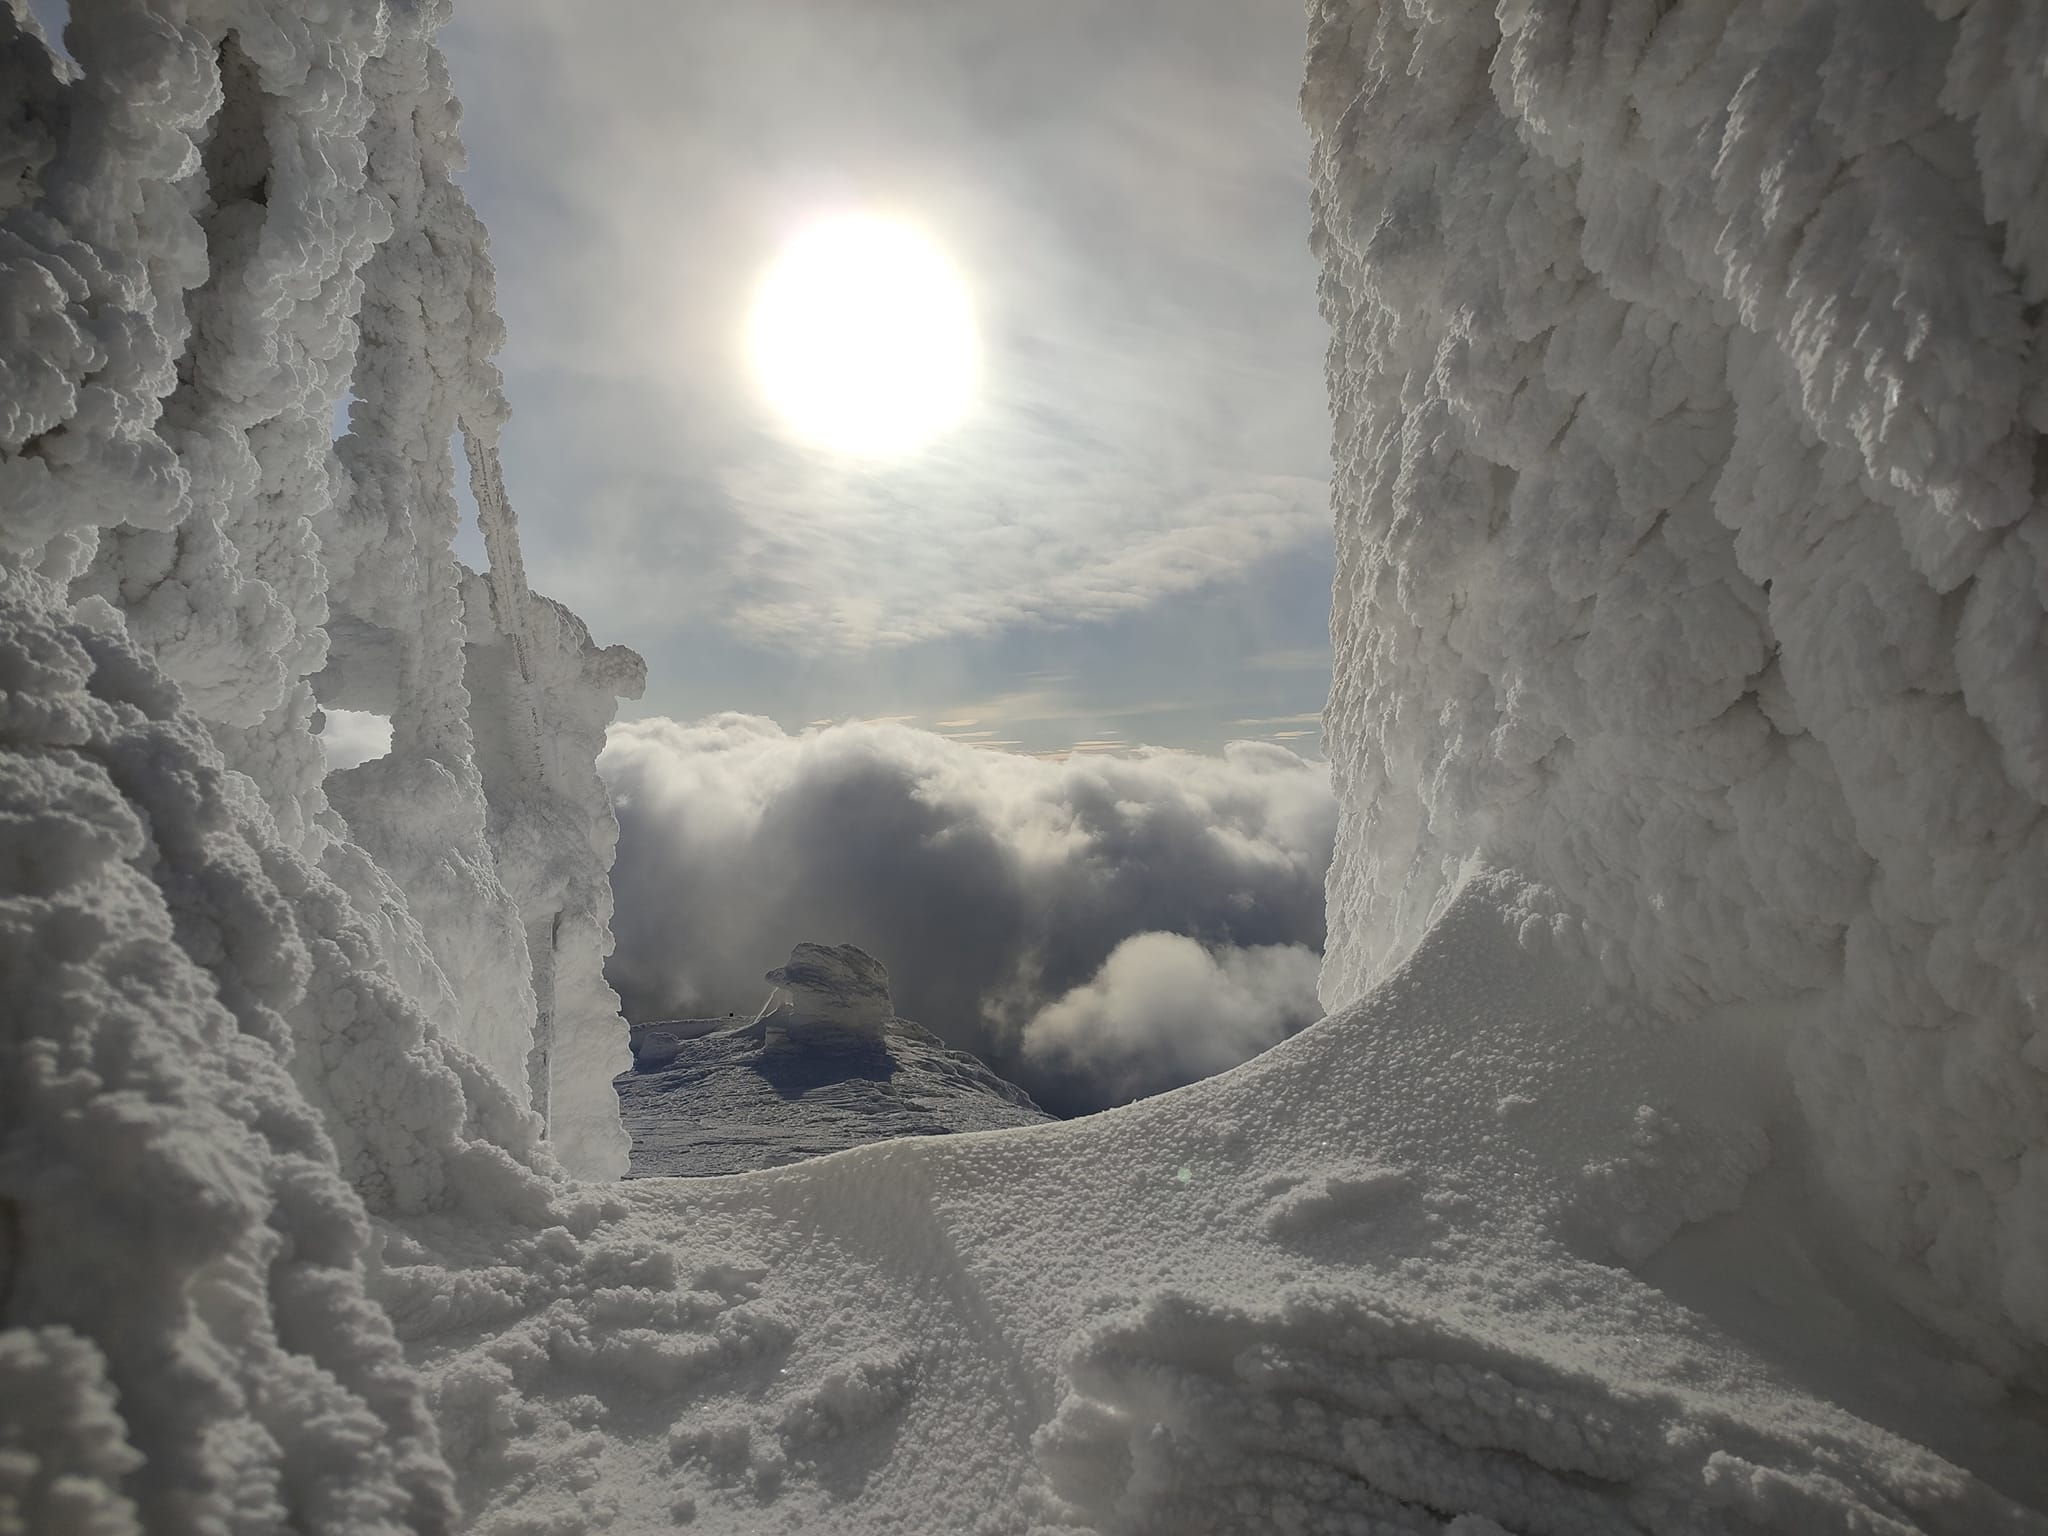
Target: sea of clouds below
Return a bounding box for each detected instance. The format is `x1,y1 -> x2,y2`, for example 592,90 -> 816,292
599,714 -> 1336,1115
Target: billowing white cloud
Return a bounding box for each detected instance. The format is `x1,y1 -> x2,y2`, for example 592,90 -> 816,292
600,714 -> 1335,1112
317,707 -> 393,772
1020,933 -> 1323,1106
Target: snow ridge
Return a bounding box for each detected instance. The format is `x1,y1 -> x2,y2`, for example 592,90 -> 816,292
1309,0 -> 2048,1370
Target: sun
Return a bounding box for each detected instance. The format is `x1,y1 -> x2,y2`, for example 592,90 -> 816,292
747,213 -> 979,458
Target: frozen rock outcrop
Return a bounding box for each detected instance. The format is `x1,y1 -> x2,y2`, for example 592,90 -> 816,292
617,1007 -> 1051,1176
766,941 -> 896,1037
1308,0 -> 2048,1373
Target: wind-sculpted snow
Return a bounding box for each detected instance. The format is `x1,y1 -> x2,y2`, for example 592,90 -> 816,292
2,2 -> 639,1524
391,872 -> 2047,1533
0,565 -> 470,1531
1309,0 -> 2048,1370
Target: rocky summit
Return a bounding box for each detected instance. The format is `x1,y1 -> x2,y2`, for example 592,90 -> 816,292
618,945 -> 1050,1176
765,942 -> 896,1036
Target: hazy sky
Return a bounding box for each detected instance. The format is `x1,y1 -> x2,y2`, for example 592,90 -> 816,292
439,0 -> 1333,757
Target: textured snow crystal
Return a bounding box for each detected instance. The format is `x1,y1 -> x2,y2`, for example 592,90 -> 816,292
1310,0 -> 2048,1370
2,1 -> 639,1524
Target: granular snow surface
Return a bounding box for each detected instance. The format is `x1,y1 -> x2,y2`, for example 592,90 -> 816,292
391,873 -> 2047,1534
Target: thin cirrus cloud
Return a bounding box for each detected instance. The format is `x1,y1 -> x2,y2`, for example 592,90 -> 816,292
600,714 -> 1337,1115
442,0 -> 1330,661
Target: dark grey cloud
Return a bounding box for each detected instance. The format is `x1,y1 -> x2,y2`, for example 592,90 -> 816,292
443,0 -> 1329,660
601,716 -> 1335,1114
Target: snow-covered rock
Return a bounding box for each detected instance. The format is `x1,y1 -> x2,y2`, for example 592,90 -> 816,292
765,941 -> 895,1037
617,1008 -> 1051,1177
611,946 -> 1048,1179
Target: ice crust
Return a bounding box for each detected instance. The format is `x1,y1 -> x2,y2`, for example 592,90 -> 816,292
3,0 -> 2047,1533
1309,0 -> 2048,1367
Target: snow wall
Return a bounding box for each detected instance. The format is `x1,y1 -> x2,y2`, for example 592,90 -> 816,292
1309,0 -> 2048,1369
1,2 -> 641,1525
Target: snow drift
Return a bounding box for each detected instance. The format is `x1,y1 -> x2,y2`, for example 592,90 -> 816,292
3,0 -> 2046,1532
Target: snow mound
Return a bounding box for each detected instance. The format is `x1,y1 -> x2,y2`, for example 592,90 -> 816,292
767,941 -> 896,1037
1309,0 -> 2048,1370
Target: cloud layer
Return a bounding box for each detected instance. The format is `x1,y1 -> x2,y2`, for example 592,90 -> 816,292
601,715 -> 1335,1113
1020,934 -> 1323,1108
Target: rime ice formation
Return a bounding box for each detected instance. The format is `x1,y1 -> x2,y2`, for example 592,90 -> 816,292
0,0 -> 640,1183
313,19 -> 645,1176
1309,0 -> 2048,1372
765,941 -> 896,1037
5,1 -> 2048,1534
2,1 -> 638,1524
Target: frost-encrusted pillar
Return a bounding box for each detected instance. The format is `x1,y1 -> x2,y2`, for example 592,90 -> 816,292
71,4 -> 388,857
315,0 -> 543,1101
1308,0 -> 2048,1373
461,425 -> 646,1180
306,0 -> 644,1170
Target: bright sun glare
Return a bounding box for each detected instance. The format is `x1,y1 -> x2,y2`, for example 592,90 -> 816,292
748,214 -> 979,458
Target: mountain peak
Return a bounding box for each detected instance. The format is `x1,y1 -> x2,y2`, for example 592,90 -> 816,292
763,942 -> 894,1036
621,945 -> 1049,1176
